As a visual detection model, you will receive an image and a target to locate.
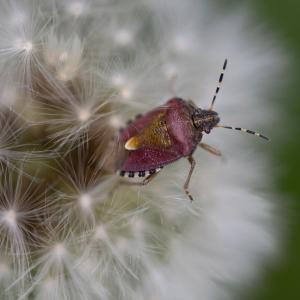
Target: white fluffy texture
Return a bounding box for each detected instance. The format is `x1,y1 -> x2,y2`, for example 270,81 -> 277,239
0,0 -> 285,300
43,29 -> 83,81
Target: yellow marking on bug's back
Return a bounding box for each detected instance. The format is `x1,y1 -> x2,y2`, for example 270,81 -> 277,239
125,136 -> 140,150
124,112 -> 172,151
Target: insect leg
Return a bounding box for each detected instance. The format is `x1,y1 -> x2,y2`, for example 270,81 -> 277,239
199,142 -> 222,156
184,156 -> 196,201
141,171 -> 160,185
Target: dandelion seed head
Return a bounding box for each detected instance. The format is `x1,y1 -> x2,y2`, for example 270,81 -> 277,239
42,277 -> 55,291
120,86 -> 134,100
52,243 -> 67,259
94,225 -> 107,240
67,1 -> 87,17
163,63 -> 178,79
11,12 -> 27,26
57,70 -> 70,81
43,32 -> 83,81
58,51 -> 69,63
114,28 -> 134,46
0,262 -> 9,275
0,86 -> 18,106
56,62 -> 81,81
111,73 -> 126,87
173,34 -> 191,53
132,217 -> 145,234
14,39 -> 34,53
110,73 -> 136,100
2,209 -> 17,228
78,193 -> 92,210
108,114 -> 124,129
116,237 -> 128,251
77,106 -> 91,123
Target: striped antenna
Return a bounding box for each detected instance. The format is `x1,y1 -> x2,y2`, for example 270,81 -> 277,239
209,58 -> 228,111
216,125 -> 269,141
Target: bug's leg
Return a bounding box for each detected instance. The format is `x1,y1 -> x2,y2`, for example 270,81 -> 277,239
141,172 -> 160,185
199,142 -> 222,156
110,172 -> 159,198
184,156 -> 196,201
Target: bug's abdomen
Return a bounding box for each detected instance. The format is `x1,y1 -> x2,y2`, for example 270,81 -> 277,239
119,147 -> 181,173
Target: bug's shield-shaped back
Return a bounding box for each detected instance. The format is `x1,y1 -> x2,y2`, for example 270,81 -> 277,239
115,99 -> 197,173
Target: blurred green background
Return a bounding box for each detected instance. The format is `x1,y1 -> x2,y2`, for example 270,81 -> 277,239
226,0 -> 300,299
250,2 -> 300,300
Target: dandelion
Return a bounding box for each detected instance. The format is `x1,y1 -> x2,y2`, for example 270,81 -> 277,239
43,28 -> 84,82
18,226 -> 108,300
0,108 -> 29,170
0,163 -> 53,297
31,73 -> 110,151
48,147 -> 114,232
0,0 -> 48,91
0,0 -> 286,299
66,1 -> 88,18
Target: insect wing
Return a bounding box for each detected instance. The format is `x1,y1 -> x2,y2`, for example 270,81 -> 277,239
119,107 -> 168,143
120,146 -> 182,172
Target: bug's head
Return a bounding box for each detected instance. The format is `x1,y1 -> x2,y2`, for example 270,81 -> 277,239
191,59 -> 269,141
192,108 -> 220,134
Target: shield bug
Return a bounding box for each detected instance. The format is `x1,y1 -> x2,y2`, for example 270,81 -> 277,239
116,59 -> 269,201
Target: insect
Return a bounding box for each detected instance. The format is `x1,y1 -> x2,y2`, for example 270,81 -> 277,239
116,59 -> 269,201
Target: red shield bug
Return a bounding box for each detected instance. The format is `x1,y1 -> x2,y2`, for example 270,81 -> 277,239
116,59 -> 269,201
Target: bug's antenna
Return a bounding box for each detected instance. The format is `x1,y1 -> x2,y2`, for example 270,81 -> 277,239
209,59 -> 228,111
216,125 -> 269,141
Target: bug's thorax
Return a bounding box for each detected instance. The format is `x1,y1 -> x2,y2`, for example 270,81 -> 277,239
191,108 -> 220,134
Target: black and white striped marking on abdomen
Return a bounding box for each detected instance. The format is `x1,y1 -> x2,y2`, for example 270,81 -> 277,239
119,167 -> 163,178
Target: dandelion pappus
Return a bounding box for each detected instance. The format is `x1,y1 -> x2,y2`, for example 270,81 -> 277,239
116,59 -> 269,201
